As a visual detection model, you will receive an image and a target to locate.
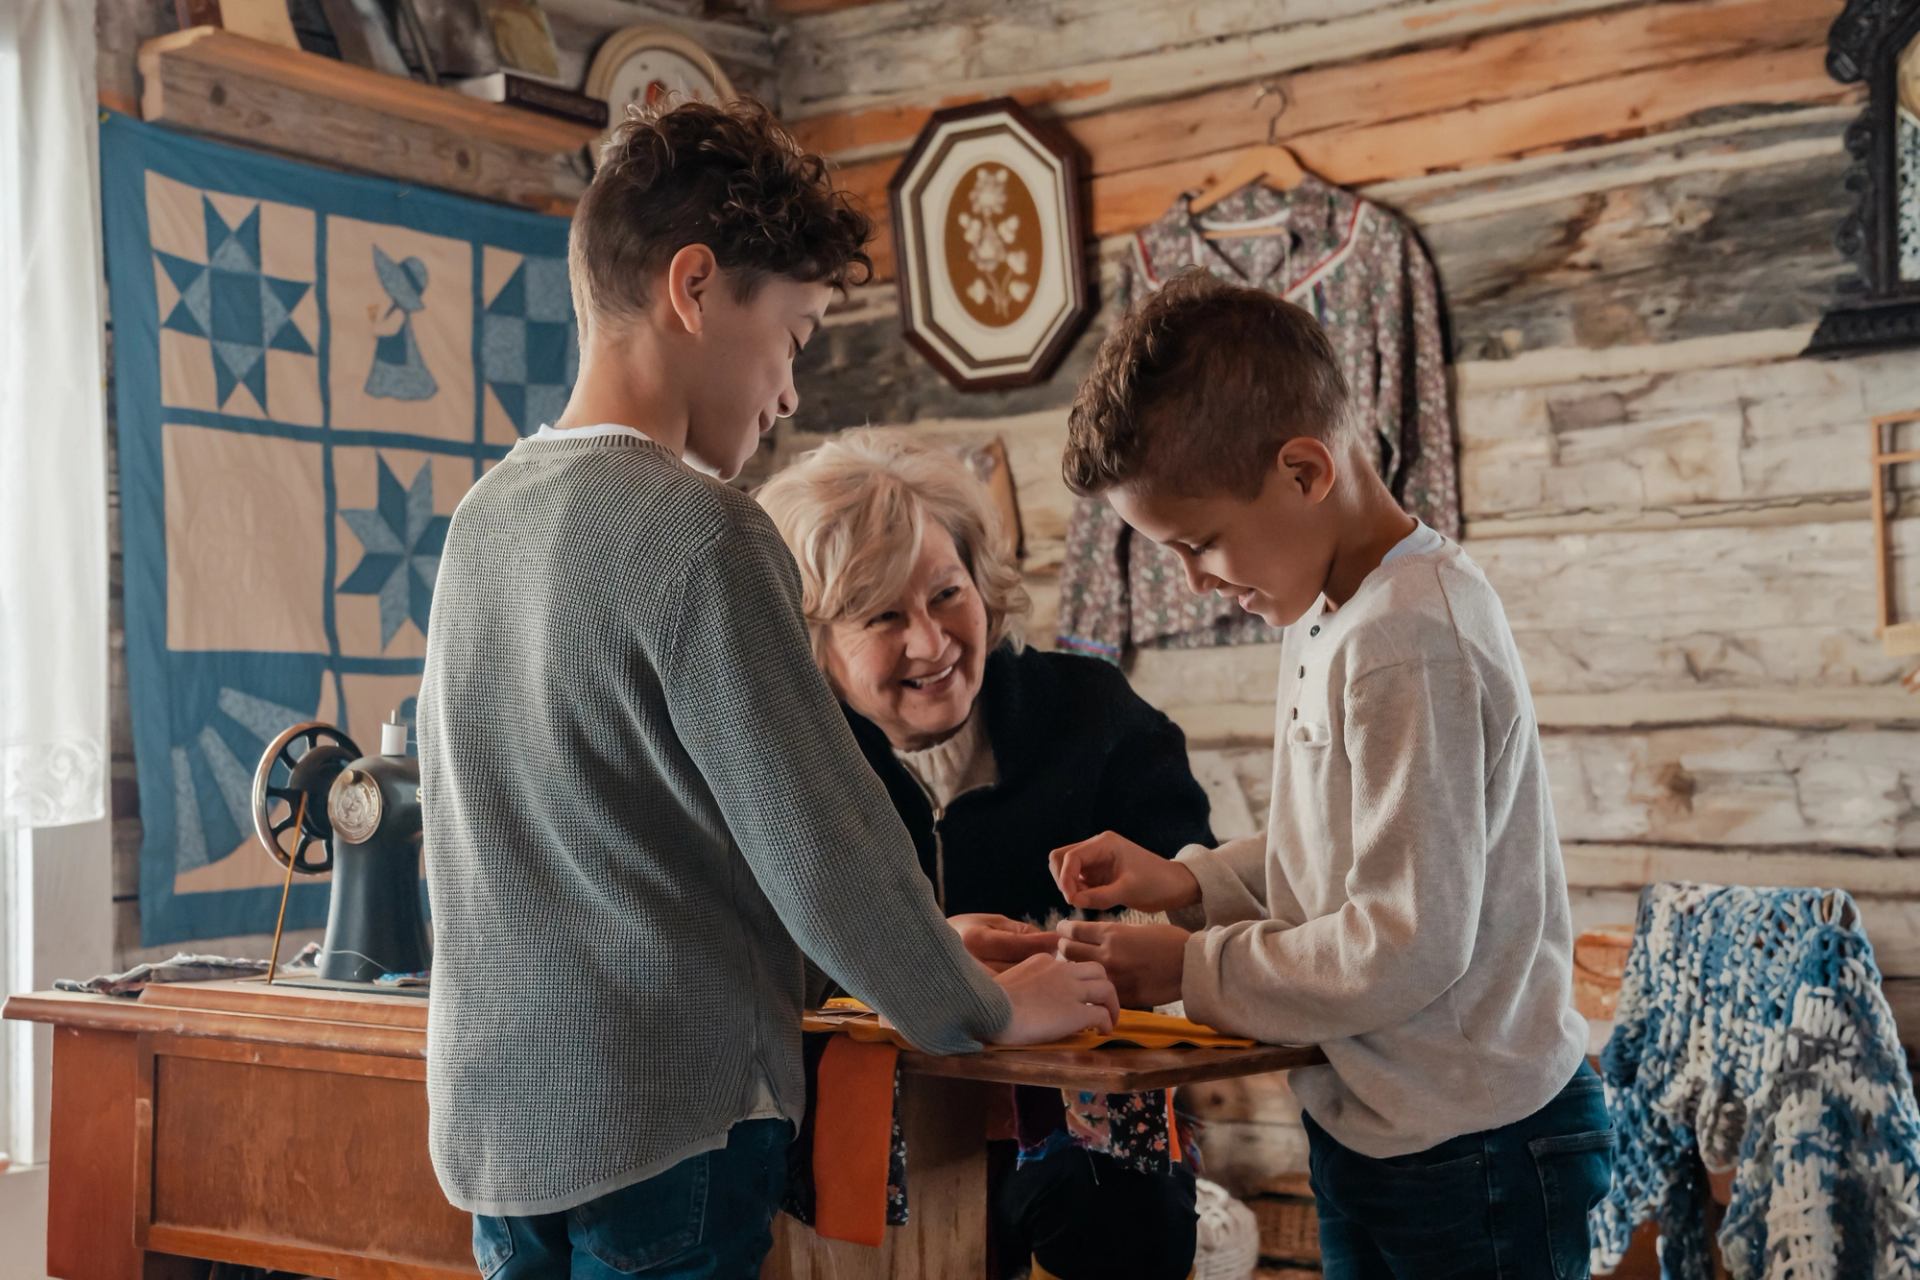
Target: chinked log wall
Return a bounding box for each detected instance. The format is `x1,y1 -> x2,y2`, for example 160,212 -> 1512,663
90,0 -> 1919,1251
767,0 -> 1920,1224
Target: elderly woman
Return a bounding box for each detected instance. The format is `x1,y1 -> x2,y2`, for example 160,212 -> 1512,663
758,430 -> 1215,1280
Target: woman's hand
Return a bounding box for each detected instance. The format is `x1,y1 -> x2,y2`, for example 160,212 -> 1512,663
1049,831 -> 1200,913
1056,920 -> 1190,1009
990,953 -> 1120,1044
948,913 -> 1060,973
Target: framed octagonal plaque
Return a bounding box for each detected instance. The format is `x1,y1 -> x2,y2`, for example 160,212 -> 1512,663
888,99 -> 1092,391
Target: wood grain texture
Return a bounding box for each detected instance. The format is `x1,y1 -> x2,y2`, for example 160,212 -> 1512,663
9,980 -> 1317,1090
779,0 -> 1636,125
21,993 -> 1307,1280
812,0 -> 1850,280
760,0 -> 1920,1221
98,0 -> 178,115
1542,723 -> 1920,855
1425,147 -> 1846,362
898,1041 -> 1322,1091
144,1046 -> 469,1275
141,977 -> 428,1028
1475,520 -> 1917,706
46,1028 -> 144,1280
1123,519 -> 1918,734
802,115 -> 1859,428
138,28 -> 595,213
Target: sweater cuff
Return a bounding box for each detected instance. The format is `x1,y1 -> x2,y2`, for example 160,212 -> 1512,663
1180,927 -> 1232,1036
1166,842 -> 1212,931
971,978 -> 1014,1046
1173,842 -> 1258,930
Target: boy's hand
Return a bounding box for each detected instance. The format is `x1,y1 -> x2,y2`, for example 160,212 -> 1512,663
948,913 -> 1060,973
1049,831 -> 1200,912
1056,920 -> 1190,1009
991,953 -> 1120,1044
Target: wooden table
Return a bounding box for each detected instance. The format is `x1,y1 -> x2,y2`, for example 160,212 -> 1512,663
3,981 -> 1321,1280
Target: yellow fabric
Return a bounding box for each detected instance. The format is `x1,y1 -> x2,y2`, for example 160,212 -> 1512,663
803,998 -> 1256,1051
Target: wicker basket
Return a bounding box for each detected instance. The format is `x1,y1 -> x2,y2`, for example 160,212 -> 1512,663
1251,1192 -> 1320,1264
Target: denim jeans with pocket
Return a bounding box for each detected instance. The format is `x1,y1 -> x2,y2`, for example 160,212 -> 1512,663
470,1118 -> 792,1280
1304,1061 -> 1613,1280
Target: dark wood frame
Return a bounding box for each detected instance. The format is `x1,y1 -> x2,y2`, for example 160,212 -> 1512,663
888,98 -> 1093,393
1807,0 -> 1920,355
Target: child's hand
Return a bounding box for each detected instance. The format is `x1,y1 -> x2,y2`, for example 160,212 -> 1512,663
948,913 -> 1060,973
991,953 -> 1120,1044
1056,920 -> 1189,1009
1049,831 -> 1200,912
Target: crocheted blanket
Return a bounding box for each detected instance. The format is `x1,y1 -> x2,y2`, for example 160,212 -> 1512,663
1595,882 -> 1920,1278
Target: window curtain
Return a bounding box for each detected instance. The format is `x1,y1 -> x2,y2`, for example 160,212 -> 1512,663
0,0 -> 107,829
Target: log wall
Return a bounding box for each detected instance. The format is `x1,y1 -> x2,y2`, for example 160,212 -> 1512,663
767,0 -> 1920,1253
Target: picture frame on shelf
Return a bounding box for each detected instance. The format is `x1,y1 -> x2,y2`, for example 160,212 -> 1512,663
174,0 -> 301,49
484,0 -> 562,83
404,0 -> 500,79
584,26 -> 735,163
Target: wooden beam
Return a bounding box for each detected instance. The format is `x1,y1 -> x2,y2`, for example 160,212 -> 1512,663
1459,346 -> 1920,533
138,27 -> 596,214
1122,0 -> 1828,179
779,0 -> 1637,125
1082,48 -> 1847,241
813,0 -> 1849,280
1118,514 -> 1920,739
809,114 -> 1855,420
1561,843 -> 1920,898
770,0 -> 890,14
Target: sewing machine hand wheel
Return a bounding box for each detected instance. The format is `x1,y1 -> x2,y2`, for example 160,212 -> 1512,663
252,721 -> 362,876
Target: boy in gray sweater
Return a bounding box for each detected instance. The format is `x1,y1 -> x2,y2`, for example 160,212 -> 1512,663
417,101 -> 1116,1279
1046,272 -> 1611,1278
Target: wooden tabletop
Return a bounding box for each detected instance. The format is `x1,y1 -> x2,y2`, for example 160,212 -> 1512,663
3,979 -> 1321,1090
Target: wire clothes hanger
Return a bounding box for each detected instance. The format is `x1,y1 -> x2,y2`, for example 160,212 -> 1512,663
1190,81 -> 1308,234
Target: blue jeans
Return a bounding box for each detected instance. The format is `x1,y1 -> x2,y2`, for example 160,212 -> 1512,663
1304,1062 -> 1613,1280
471,1120 -> 792,1279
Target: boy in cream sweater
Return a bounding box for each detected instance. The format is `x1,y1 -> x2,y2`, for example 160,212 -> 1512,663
1048,271 -> 1611,1278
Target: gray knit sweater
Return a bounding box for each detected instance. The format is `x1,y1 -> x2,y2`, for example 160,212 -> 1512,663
417,433 -> 1012,1217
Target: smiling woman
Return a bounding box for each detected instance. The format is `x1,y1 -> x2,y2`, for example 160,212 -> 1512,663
755,430 -> 1217,1279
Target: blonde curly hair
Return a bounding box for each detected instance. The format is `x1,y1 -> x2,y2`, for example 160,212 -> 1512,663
756,429 -> 1029,663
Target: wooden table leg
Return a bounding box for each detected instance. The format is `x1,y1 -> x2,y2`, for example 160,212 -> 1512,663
46,1027 -> 144,1280
765,1075 -> 990,1280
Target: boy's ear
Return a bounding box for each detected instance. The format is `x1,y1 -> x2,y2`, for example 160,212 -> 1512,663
1277,437 -> 1338,504
663,244 -> 719,336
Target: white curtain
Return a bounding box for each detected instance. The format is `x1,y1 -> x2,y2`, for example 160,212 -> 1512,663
0,0 -> 107,829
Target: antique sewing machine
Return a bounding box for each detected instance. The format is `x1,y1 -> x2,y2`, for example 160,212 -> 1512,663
250,717 -> 431,986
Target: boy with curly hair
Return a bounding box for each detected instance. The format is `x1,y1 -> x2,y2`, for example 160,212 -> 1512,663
418,101 -> 1116,1278
1048,271 -> 1609,1278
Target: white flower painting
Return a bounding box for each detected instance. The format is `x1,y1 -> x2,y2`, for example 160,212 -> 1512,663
955,166 -> 1034,321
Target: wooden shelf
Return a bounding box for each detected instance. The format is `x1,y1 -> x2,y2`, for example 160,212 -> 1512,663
137,26 -> 600,214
